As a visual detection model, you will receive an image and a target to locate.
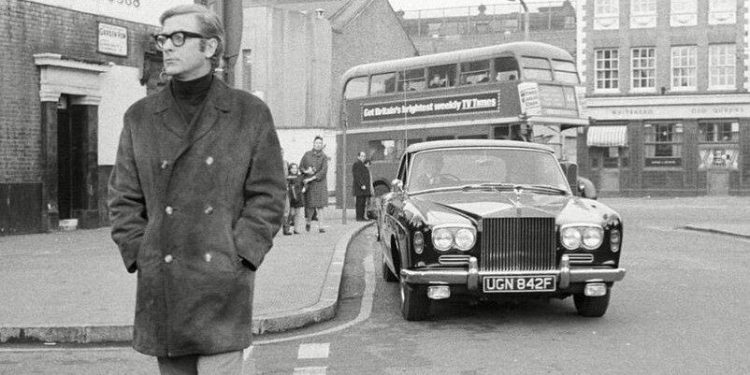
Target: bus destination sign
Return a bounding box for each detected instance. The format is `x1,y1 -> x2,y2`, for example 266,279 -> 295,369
361,92 -> 500,122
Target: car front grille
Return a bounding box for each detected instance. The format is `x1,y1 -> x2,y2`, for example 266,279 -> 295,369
438,254 -> 472,266
567,253 -> 594,264
480,217 -> 556,272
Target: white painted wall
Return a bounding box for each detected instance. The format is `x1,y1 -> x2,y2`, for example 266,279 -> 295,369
98,65 -> 147,165
25,0 -> 193,25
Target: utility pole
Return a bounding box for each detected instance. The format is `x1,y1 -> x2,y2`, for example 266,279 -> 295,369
508,0 -> 529,40
196,0 -> 242,86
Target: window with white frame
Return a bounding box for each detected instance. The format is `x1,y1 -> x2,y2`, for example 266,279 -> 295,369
595,49 -> 619,91
631,48 -> 655,91
671,46 -> 696,91
670,0 -> 697,26
594,0 -> 619,30
631,0 -> 656,28
709,44 -> 736,89
709,0 -> 736,25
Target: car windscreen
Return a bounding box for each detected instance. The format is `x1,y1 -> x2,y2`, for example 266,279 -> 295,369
406,147 -> 570,192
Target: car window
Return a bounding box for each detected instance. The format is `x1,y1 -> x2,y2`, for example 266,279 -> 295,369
407,148 -> 568,192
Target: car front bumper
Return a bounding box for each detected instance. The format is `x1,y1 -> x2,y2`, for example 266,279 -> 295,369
400,255 -> 626,291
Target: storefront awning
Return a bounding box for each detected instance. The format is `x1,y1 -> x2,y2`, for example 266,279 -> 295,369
587,126 -> 628,147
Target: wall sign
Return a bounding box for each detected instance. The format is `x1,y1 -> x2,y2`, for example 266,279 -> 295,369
98,23 -> 128,57
361,92 -> 500,122
645,157 -> 681,167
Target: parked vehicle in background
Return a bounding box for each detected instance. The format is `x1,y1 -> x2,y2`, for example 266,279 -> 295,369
378,140 -> 625,321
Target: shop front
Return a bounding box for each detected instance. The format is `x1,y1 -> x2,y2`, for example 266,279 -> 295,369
580,95 -> 750,196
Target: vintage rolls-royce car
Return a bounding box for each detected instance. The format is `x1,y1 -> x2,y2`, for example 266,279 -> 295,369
378,140 -> 626,321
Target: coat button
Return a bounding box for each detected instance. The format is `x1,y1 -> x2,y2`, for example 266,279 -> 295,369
164,254 -> 173,263
160,160 -> 169,169
206,156 -> 214,165
204,206 -> 213,215
204,253 -> 212,262
165,206 -> 173,215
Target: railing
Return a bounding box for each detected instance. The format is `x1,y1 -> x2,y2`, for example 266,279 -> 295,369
395,1 -> 576,38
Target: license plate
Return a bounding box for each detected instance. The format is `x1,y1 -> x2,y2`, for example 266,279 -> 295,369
483,275 -> 556,293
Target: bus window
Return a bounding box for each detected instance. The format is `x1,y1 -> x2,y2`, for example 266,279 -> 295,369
398,68 -> 426,92
551,59 -> 580,84
427,64 -> 456,88
426,135 -> 454,141
368,140 -> 402,162
370,72 -> 397,95
457,134 -> 488,139
344,76 -> 368,99
521,57 -> 553,81
494,56 -> 519,81
460,60 -> 490,85
407,138 -> 423,147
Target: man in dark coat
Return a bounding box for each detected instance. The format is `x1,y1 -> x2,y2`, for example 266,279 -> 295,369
107,5 -> 285,374
300,136 -> 328,233
352,151 -> 371,221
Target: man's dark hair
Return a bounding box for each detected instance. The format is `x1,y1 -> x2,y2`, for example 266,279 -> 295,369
314,135 -> 323,142
159,4 -> 225,70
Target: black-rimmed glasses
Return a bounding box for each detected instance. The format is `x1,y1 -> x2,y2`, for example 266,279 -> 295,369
154,31 -> 205,49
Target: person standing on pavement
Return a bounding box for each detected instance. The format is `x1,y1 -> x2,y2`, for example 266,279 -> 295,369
286,163 -> 305,234
107,4 -> 286,374
352,151 -> 371,221
300,136 -> 328,233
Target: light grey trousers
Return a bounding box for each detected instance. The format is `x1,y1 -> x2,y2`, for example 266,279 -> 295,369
157,349 -> 247,375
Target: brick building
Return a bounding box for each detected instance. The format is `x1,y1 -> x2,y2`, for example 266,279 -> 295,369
239,0 -> 416,194
577,0 -> 750,196
0,0 -> 192,235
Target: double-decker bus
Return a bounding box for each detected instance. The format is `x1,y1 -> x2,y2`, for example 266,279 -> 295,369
336,41 -> 588,207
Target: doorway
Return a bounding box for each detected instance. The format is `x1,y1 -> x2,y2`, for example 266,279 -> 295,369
590,146 -> 629,194
56,96 -> 86,220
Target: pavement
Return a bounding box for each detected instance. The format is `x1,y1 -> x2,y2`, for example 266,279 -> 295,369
0,208 -> 371,344
0,196 -> 747,345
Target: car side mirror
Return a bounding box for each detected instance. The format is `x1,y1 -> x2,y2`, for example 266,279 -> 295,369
391,179 -> 404,193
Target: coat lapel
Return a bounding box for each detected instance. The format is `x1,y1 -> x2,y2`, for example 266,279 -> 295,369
153,76 -> 232,161
187,78 -> 231,145
154,86 -> 188,139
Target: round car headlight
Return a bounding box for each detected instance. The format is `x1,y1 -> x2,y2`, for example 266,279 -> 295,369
561,227 -> 582,250
454,228 -> 476,251
581,226 -> 604,250
432,228 -> 453,251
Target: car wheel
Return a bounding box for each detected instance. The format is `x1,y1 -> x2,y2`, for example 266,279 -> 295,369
382,256 -> 398,282
400,278 -> 429,321
573,291 -> 611,317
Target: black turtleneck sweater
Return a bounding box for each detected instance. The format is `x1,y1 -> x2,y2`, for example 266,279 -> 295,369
170,73 -> 213,126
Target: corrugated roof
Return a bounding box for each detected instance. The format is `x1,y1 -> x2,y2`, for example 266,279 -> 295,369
329,0 -> 375,30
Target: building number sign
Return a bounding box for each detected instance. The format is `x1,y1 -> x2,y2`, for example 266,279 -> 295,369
108,0 -> 141,7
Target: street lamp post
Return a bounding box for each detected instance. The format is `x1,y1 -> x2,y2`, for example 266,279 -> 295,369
508,0 -> 529,40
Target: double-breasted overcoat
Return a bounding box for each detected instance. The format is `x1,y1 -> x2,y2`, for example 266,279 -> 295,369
107,78 -> 286,357
299,150 -> 328,208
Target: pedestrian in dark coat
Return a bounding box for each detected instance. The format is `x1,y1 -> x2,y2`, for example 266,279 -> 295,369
107,5 -> 285,373
352,151 -> 371,221
300,136 -> 328,233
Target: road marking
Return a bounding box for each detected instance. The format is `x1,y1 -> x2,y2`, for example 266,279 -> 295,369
0,347 -> 129,353
297,343 -> 329,359
254,252 -> 376,346
293,366 -> 327,375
